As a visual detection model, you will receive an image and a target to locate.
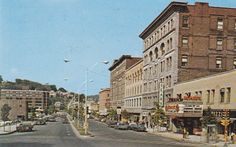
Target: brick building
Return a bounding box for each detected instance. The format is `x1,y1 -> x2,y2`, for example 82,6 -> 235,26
139,1 -> 236,118
109,55 -> 141,110
0,89 -> 49,120
99,88 -> 111,116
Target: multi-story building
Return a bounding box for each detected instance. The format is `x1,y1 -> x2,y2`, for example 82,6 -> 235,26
0,89 -> 49,120
171,69 -> 236,134
99,88 -> 111,116
124,60 -> 143,122
109,55 -> 141,110
139,1 -> 236,116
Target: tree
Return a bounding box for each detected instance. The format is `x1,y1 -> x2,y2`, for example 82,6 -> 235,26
151,102 -> 167,127
58,87 -> 67,92
201,106 -> 217,128
0,75 -> 3,83
1,104 -> 11,121
107,108 -> 117,121
49,85 -> 57,92
1,104 -> 11,132
121,109 -> 131,121
79,94 -> 85,103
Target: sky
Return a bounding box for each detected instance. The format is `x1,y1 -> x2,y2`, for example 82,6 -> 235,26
0,0 -> 236,95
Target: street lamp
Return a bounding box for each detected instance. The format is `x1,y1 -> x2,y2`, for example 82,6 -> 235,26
84,61 -> 109,135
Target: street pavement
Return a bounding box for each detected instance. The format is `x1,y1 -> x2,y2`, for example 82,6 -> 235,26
0,117 -> 215,147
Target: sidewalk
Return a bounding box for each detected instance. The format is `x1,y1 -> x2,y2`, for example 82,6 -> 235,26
147,128 -> 236,147
0,124 -> 17,135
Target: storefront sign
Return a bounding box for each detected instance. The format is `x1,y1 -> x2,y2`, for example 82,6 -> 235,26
165,104 -> 179,112
183,96 -> 201,101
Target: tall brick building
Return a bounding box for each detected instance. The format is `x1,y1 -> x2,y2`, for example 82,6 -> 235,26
139,1 -> 236,116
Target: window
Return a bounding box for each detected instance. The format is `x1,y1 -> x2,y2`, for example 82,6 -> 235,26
171,19 -> 174,29
207,90 -> 210,103
226,87 -> 231,103
211,89 -> 215,103
217,18 -> 223,30
182,37 -> 188,46
220,88 -> 225,103
182,16 -> 189,27
216,38 -> 223,50
170,38 -> 172,49
216,57 -> 222,68
235,20 -> 236,30
234,39 -> 236,50
181,55 -> 188,66
234,58 -> 236,69
155,47 -> 158,58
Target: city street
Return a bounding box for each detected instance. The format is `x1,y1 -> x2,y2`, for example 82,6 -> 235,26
0,118 -> 202,147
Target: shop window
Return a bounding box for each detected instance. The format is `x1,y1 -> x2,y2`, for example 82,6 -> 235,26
216,38 -> 223,50
211,89 -> 215,104
182,16 -> 189,28
217,18 -> 223,30
181,55 -> 188,66
216,57 -> 222,69
220,88 -> 225,103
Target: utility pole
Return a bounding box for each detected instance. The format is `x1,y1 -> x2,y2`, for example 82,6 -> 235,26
84,68 -> 88,135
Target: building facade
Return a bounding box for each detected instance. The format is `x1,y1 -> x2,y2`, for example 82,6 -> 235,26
109,55 -> 141,110
139,1 -> 236,115
99,88 -> 111,116
172,69 -> 236,134
124,60 -> 143,122
0,89 -> 49,120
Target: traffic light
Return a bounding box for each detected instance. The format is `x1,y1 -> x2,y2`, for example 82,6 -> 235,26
86,106 -> 89,114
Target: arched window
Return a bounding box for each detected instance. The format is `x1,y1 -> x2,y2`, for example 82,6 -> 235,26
160,43 -> 165,55
167,40 -> 170,51
155,47 -> 158,59
170,38 -> 173,49
149,51 -> 153,62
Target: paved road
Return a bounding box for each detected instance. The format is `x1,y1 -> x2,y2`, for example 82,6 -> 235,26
85,119 -> 200,147
0,118 -> 201,147
0,118 -> 91,147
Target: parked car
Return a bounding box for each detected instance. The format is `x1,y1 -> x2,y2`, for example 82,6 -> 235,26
16,123 -> 33,132
35,118 -> 46,125
133,124 -> 146,132
62,118 -> 69,124
107,121 -> 117,128
114,123 -> 129,130
128,123 -> 138,130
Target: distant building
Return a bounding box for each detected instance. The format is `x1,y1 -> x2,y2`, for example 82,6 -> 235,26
109,55 -> 142,110
99,88 -> 110,116
124,60 -> 143,122
0,89 -> 49,120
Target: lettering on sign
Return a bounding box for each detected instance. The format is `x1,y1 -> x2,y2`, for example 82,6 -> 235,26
183,96 -> 201,101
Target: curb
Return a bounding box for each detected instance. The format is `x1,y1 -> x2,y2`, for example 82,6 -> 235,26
66,114 -> 94,138
0,130 -> 17,136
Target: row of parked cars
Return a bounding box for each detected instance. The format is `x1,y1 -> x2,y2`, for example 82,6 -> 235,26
106,120 -> 146,132
16,115 -> 57,132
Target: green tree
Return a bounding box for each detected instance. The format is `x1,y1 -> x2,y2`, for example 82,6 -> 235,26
58,87 -> 67,92
201,106 -> 217,128
79,94 -> 85,103
49,85 -> 57,92
151,102 -> 167,127
108,108 -> 117,121
121,109 -> 131,121
0,75 -> 3,83
1,104 -> 11,121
